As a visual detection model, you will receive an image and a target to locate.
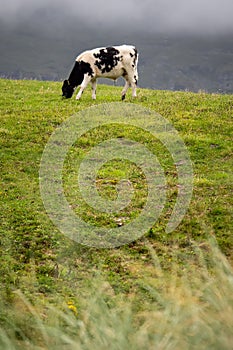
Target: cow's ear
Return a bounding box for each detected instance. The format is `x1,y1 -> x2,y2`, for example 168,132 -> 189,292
64,79 -> 69,86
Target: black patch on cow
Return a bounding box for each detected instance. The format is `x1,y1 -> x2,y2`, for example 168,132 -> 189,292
69,61 -> 94,86
122,68 -> 128,77
79,60 -> 94,77
68,62 -> 82,87
94,47 -> 120,74
130,48 -> 138,66
62,60 -> 94,98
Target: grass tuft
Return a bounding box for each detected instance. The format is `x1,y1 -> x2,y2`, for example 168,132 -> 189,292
0,240 -> 233,349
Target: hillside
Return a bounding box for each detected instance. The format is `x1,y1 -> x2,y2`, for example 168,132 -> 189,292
0,20 -> 233,93
0,79 -> 233,349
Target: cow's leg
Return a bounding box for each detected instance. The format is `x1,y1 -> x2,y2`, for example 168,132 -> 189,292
91,79 -> 97,100
76,74 -> 92,100
129,71 -> 138,98
121,78 -> 130,101
131,81 -> 137,98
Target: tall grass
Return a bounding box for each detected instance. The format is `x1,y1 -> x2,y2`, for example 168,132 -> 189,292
1,240 -> 232,350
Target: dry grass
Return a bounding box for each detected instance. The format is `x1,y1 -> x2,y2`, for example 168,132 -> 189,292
0,240 -> 232,350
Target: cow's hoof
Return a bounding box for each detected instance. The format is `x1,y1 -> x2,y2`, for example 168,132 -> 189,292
121,94 -> 126,101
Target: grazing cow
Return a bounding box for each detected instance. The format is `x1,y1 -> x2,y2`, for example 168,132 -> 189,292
62,45 -> 138,100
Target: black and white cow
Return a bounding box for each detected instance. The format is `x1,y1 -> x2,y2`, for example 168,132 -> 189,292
62,45 -> 138,101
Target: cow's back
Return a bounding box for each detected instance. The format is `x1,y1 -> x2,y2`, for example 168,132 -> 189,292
76,45 -> 137,79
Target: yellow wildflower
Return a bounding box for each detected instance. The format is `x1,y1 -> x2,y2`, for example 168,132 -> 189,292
67,301 -> 78,316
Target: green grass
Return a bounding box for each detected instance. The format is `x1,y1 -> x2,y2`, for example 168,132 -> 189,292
0,78 -> 233,348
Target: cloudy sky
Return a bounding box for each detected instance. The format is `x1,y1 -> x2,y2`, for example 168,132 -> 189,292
1,0 -> 233,35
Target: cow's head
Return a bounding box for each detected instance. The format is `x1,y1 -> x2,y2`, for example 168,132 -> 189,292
62,80 -> 74,98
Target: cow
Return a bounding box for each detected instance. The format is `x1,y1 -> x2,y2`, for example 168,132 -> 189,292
62,45 -> 138,101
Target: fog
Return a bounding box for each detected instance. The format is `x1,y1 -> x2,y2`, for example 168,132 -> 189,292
1,0 -> 233,35
1,0 -> 232,92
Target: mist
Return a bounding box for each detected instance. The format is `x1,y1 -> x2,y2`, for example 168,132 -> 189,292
1,0 -> 233,35
1,0 -> 232,93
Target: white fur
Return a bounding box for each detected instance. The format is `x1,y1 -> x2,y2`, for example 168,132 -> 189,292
75,45 -> 138,100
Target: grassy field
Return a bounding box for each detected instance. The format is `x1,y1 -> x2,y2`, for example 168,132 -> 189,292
0,78 -> 233,349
